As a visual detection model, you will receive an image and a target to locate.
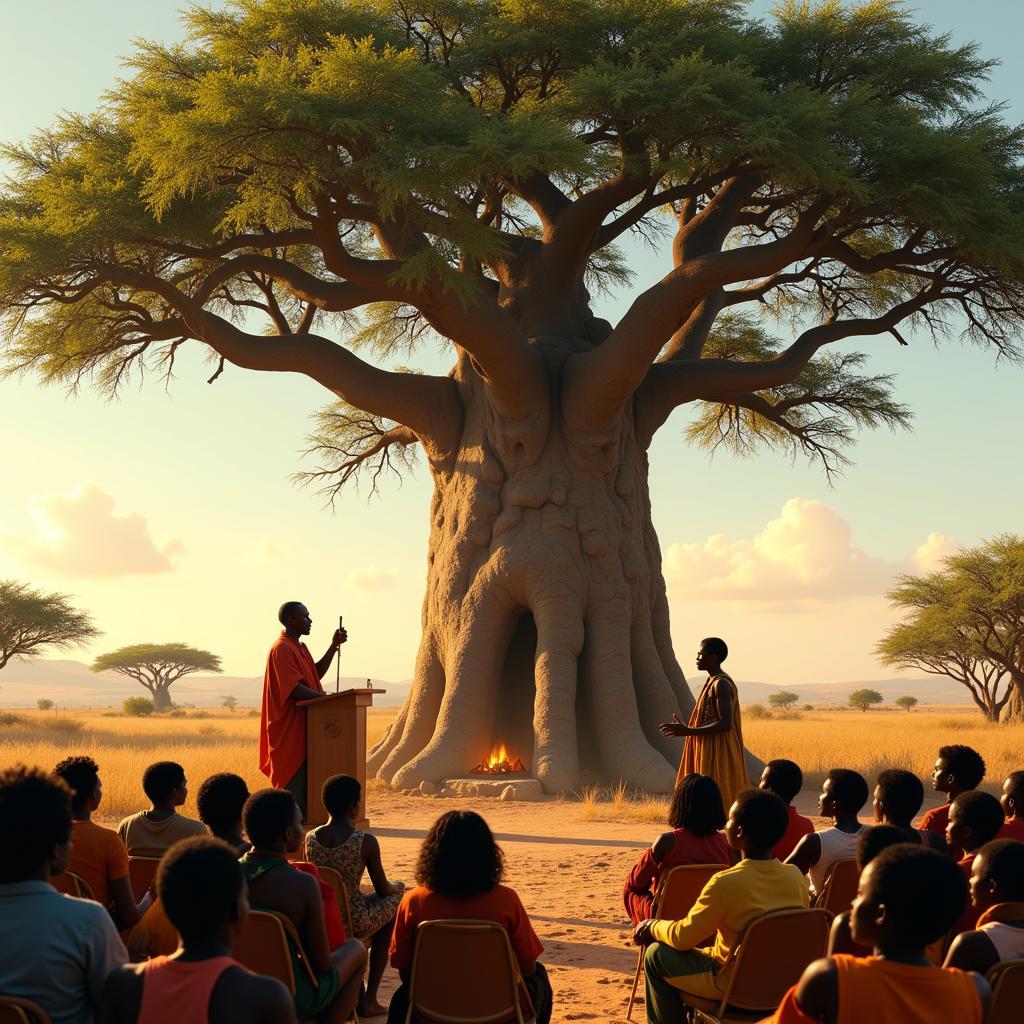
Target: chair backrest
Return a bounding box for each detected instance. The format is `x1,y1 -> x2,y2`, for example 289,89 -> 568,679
128,857 -> 162,901
721,908 -> 832,1012
654,864 -> 728,921
987,959 -> 1024,1024
317,864 -> 351,923
0,998 -> 53,1024
232,910 -> 298,995
50,871 -> 95,901
407,920 -> 527,1024
815,858 -> 859,915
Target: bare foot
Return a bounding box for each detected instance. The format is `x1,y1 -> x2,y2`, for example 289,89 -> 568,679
360,999 -> 388,1018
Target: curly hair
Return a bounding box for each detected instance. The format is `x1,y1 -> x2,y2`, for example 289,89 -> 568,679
875,769 -> 924,823
158,836 -> 244,942
668,774 -> 726,835
415,811 -> 504,898
0,765 -> 72,882
53,755 -> 99,814
197,773 -> 250,836
938,745 -> 986,790
142,761 -> 186,804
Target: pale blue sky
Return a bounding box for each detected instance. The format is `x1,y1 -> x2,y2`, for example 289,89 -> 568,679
1,1 -> 1022,686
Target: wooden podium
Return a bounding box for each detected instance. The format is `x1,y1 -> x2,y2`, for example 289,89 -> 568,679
298,688 -> 385,828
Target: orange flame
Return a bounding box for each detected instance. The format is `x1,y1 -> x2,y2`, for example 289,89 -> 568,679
471,743 -> 525,775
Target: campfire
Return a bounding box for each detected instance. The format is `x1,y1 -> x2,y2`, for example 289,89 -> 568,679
470,743 -> 525,775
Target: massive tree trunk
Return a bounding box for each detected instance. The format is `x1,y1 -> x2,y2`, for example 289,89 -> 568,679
369,333 -> 692,794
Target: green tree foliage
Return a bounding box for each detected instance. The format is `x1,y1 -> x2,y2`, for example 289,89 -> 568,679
221,694 -> 238,712
895,694 -> 918,712
848,687 -> 883,712
0,580 -> 100,672
36,698 -> 54,711
768,689 -> 800,710
123,696 -> 155,717
878,534 -> 1024,721
93,643 -> 222,711
0,0 -> 1022,486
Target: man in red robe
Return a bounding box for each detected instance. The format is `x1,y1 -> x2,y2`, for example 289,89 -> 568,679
260,602 -> 346,816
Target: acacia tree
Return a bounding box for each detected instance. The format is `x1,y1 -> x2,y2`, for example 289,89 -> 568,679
879,535 -> 1024,722
91,643 -> 222,711
894,695 -> 918,712
3,2 -> 1024,792
768,690 -> 800,710
0,580 -> 100,671
848,688 -> 883,712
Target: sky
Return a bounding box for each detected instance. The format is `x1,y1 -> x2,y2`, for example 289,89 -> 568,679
1,1 -> 1023,688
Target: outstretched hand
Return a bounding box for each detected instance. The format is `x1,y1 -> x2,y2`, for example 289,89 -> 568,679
658,713 -> 689,737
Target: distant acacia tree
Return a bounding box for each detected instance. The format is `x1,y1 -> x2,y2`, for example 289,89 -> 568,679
878,535 -> 1024,722
849,688 -> 884,713
895,695 -> 919,713
0,580 -> 99,672
769,690 -> 800,711
221,695 -> 238,712
93,643 -> 222,711
36,698 -> 54,711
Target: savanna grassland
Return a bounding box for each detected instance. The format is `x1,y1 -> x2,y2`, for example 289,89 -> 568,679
1,705 -> 1021,822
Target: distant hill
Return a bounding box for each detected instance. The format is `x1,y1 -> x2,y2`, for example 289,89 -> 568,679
733,676 -> 970,706
0,658 -> 411,708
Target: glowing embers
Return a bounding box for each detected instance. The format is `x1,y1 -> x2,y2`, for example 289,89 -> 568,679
470,743 -> 526,775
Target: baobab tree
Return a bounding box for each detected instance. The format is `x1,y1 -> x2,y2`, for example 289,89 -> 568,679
3,2 -> 1024,791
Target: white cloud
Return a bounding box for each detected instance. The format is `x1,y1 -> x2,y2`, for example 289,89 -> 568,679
346,567 -> 398,592
245,538 -> 286,564
913,532 -> 959,574
3,484 -> 185,578
664,498 -> 944,604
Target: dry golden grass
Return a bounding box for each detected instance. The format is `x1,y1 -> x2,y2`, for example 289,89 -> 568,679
0,707 -> 399,821
3,705 -> 1023,823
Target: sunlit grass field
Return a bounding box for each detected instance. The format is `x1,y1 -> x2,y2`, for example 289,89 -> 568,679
2,705 -> 1022,822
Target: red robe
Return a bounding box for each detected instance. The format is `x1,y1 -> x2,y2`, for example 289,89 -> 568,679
259,632 -> 323,787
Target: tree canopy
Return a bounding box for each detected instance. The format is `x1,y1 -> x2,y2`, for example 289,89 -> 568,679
2,0 -> 1023,489
894,694 -> 917,711
768,689 -> 800,709
92,642 -> 223,710
848,687 -> 882,711
0,579 -> 100,671
878,534 -> 1024,721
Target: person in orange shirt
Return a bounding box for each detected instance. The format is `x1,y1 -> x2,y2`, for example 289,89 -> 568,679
919,745 -> 986,859
759,759 -> 814,861
998,771 -> 1024,840
100,837 -> 294,1024
53,756 -> 151,928
769,845 -> 989,1024
260,602 -> 347,817
945,791 -> 1006,937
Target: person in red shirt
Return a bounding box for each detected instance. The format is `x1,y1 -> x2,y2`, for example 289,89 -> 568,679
998,771 -> 1024,841
623,773 -> 731,924
946,791 -> 1006,937
388,811 -> 550,1024
759,759 -> 814,860
259,602 -> 346,817
919,745 -> 986,859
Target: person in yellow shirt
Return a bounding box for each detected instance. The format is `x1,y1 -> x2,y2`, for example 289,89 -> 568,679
634,789 -> 808,1024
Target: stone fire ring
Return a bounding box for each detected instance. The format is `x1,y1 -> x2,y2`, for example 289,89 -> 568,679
418,775 -> 545,801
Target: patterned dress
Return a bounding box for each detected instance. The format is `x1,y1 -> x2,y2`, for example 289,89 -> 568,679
304,830 -> 402,938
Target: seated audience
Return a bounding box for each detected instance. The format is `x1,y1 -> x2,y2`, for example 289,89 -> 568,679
998,770 -> 1024,841
873,769 -> 948,853
770,845 -> 988,1023
54,755 -> 151,927
827,825 -> 907,957
197,773 -> 252,854
241,788 -> 366,1022
919,745 -> 986,859
946,790 -> 1006,935
786,769 -> 868,898
0,764 -> 127,1024
635,789 -> 808,1024
305,774 -> 405,1018
945,838 -> 1024,974
100,837 -> 294,1024
759,759 -> 814,860
118,760 -> 206,859
388,810 -> 551,1024
623,773 -> 730,925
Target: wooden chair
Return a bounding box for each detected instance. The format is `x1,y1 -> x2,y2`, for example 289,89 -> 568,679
626,863 -> 728,1021
405,919 -> 535,1024
316,865 -> 376,950
232,909 -> 318,996
686,908 -> 833,1023
813,858 -> 859,916
49,871 -> 95,900
0,998 -> 52,1024
128,856 -> 162,901
987,959 -> 1024,1024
